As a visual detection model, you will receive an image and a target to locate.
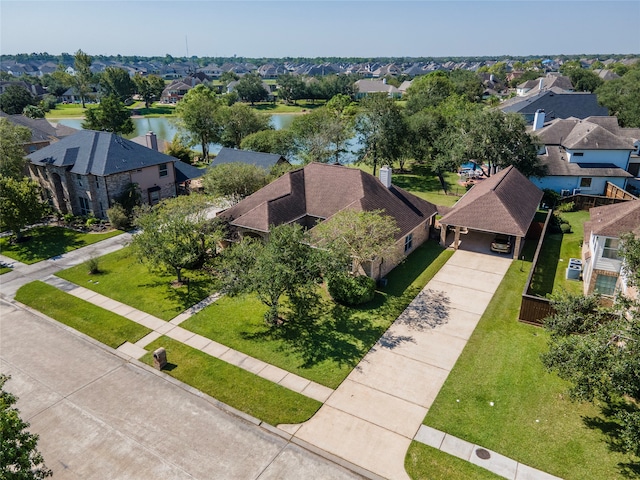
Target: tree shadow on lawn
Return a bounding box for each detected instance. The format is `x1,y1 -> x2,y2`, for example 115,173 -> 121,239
528,232 -> 563,297
582,400 -> 640,478
1,227 -> 84,263
138,276 -> 215,317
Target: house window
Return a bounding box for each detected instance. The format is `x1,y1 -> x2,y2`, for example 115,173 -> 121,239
79,196 -> 91,216
579,177 -> 592,188
602,238 -> 620,260
76,174 -> 83,186
404,233 -> 413,253
148,186 -> 161,205
159,163 -> 168,177
95,177 -> 100,189
594,274 -> 617,296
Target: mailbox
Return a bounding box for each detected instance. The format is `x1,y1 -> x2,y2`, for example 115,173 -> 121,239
153,347 -> 167,370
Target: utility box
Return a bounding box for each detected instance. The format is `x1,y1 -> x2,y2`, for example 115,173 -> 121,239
153,347 -> 167,370
566,258 -> 582,281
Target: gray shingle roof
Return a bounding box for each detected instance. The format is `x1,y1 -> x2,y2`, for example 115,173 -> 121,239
27,130 -> 177,176
439,166 -> 543,237
0,113 -> 78,142
210,147 -> 287,170
539,147 -> 633,178
499,91 -> 608,120
219,163 -> 437,238
174,161 -> 205,183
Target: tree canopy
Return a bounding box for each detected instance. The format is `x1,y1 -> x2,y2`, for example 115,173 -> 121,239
234,73 -> 269,105
99,67 -> 135,102
201,162 -> 267,200
73,49 -> 94,108
82,94 -> 134,135
596,65 -> 640,128
133,75 -> 165,108
240,129 -> 296,157
0,118 -> 30,179
0,374 -> 52,479
174,84 -> 223,161
0,84 -> 36,115
218,103 -> 272,148
0,176 -> 47,241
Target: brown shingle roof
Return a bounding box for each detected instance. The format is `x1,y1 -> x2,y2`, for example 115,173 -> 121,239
585,200 -> 640,238
439,166 -> 543,237
219,163 -> 437,239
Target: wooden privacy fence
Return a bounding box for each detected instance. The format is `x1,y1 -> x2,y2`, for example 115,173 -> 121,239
558,182 -> 637,211
518,209 -> 554,325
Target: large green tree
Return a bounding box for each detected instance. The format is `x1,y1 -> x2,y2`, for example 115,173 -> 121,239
240,129 -> 296,157
201,162 -> 267,199
542,242 -> 640,457
133,75 -> 165,108
217,223 -> 321,325
82,94 -> 134,134
73,49 -> 93,108
131,195 -> 220,284
356,93 -> 407,176
0,176 -> 47,241
405,71 -> 453,114
277,74 -> 307,104
234,73 -> 269,105
99,67 -> 135,102
596,65 -> 640,128
0,374 -> 52,479
174,84 -> 222,161
0,118 -> 30,179
0,84 -> 36,115
218,103 -> 272,148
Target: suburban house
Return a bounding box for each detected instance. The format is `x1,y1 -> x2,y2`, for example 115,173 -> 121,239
27,130 -> 202,218
210,147 -> 290,171
499,89 -> 609,123
217,163 -> 438,280
582,200 -> 640,299
354,79 -> 402,99
160,80 -> 193,104
515,74 -> 573,97
529,113 -> 636,195
0,113 -> 78,153
438,165 -> 543,259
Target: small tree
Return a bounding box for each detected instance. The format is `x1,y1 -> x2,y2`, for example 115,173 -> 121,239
0,374 -> 53,479
218,103 -> 272,148
82,94 -> 134,135
0,118 -> 30,179
0,176 -> 47,241
165,136 -> 194,165
201,162 -> 267,200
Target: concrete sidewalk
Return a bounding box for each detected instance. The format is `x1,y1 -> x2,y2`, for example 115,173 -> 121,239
293,250 -> 514,479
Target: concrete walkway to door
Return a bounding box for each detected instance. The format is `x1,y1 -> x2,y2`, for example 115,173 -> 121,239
290,249 -> 513,480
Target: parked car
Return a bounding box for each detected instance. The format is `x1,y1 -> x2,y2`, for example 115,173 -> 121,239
490,234 -> 512,253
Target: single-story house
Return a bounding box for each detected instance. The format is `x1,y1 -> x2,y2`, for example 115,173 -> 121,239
354,79 -> 401,99
439,165 -> 543,258
0,113 -> 78,153
582,199 -> 640,299
210,147 -> 289,171
217,163 -> 438,280
27,130 -> 202,218
530,114 -> 636,195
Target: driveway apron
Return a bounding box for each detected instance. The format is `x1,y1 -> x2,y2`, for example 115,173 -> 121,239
293,250 -> 513,479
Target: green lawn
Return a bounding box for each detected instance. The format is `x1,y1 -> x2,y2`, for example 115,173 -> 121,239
0,265 -> 12,275
181,242 -> 453,389
139,336 -> 321,426
15,281 -> 151,348
415,241 -> 639,479
528,210 -> 590,297
45,103 -> 90,119
405,442 -> 501,480
129,102 -> 176,117
55,246 -> 216,321
0,226 -> 123,264
252,101 -> 324,113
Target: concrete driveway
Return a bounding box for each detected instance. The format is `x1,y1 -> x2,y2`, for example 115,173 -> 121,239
0,299 -> 364,480
292,250 -> 512,479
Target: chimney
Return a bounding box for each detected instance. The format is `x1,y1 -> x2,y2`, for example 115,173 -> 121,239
145,131 -> 158,151
533,109 -> 545,131
380,165 -> 392,188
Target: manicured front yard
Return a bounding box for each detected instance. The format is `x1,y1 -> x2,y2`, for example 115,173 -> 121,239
0,226 -> 123,264
413,240 -> 639,479
181,242 -> 453,389
140,337 -> 321,426
15,281 -> 151,348
55,246 -> 216,321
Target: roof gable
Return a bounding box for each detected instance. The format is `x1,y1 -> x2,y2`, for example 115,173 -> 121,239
439,166 -> 543,237
586,200 -> 640,238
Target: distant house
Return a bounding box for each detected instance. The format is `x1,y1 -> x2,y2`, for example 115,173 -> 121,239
210,147 -> 289,171
27,130 -> 202,218
530,113 -> 635,195
582,200 -> 640,298
0,113 -> 77,153
499,88 -> 609,123
438,166 -> 543,259
160,80 -> 193,104
516,73 -> 573,97
218,163 -> 437,280
354,79 -> 401,99
0,80 -> 45,98
60,85 -> 99,104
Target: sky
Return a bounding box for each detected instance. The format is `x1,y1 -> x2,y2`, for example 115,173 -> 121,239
1,0 -> 639,59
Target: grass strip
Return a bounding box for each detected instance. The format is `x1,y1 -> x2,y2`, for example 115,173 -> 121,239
0,226 -> 122,264
15,281 -> 151,349
405,442 -> 502,480
140,336 -> 322,426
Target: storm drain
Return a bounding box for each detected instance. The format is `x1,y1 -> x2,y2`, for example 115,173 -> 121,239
475,448 -> 491,460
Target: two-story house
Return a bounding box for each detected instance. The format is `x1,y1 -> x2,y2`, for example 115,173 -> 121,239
582,200 -> 640,299
530,113 -> 635,195
27,130 -> 199,218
